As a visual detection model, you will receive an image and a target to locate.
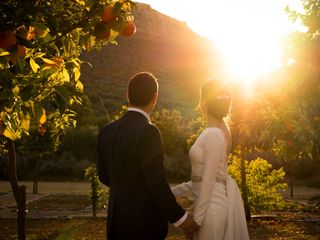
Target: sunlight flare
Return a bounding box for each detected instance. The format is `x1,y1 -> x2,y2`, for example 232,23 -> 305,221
138,0 -> 304,84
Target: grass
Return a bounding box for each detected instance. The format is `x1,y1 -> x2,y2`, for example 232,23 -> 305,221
1,217 -> 319,240
1,186 -> 319,239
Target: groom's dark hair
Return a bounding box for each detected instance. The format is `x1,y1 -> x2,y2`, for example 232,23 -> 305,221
128,72 -> 159,106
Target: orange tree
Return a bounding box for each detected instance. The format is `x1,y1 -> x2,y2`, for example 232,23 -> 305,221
256,0 -> 320,197
0,0 -> 136,239
285,0 -> 320,163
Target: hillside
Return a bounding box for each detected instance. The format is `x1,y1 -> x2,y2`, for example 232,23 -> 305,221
80,3 -> 221,119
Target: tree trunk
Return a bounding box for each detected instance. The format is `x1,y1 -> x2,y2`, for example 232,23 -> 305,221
240,151 -> 251,221
32,181 -> 38,194
7,140 -> 27,240
33,158 -> 39,194
290,162 -> 294,198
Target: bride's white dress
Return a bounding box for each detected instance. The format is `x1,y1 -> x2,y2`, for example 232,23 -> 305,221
172,128 -> 249,240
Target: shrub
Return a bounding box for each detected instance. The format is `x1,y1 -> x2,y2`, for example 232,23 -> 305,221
151,109 -> 191,180
40,151 -> 89,180
228,155 -> 287,213
84,165 -> 109,217
62,126 -> 98,162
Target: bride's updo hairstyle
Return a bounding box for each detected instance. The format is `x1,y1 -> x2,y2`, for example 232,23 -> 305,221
200,80 -> 231,120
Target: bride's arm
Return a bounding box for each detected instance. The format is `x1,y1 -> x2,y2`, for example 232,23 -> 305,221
193,129 -> 224,226
171,181 -> 193,197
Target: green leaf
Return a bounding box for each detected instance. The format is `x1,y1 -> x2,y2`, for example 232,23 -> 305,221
55,85 -> 70,103
3,127 -> 18,141
42,58 -> 57,65
30,58 -> 40,73
20,86 -> 33,101
12,86 -> 20,95
76,81 -> 83,93
62,68 -> 70,82
74,67 -> 81,81
113,2 -> 123,15
20,117 -> 30,130
0,51 -> 10,56
32,102 -> 46,124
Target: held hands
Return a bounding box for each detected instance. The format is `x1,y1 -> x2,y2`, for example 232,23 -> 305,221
179,215 -> 200,239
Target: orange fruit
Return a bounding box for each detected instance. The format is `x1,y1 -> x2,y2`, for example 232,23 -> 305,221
38,125 -> 46,136
0,31 -> 17,50
101,30 -> 111,39
10,45 -> 27,64
94,22 -> 111,40
121,22 -> 136,37
101,6 -> 117,23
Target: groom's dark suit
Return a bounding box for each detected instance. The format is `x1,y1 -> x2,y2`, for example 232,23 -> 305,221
97,110 -> 185,240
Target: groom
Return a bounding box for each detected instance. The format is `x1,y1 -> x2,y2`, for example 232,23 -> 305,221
97,72 -> 198,240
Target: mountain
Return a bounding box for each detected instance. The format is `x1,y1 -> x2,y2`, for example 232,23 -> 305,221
80,3 -> 221,119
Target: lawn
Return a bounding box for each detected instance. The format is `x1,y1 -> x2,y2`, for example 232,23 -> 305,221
1,217 -> 319,240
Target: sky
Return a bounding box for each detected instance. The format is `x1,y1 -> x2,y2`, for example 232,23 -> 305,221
137,0 -> 305,82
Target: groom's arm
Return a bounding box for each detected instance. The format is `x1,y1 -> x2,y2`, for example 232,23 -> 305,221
139,124 -> 185,223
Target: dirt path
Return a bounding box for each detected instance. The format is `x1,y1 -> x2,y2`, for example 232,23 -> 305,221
1,181 -> 319,197
0,181 -> 100,194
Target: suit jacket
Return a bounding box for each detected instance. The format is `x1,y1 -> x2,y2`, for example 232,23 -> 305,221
97,111 -> 185,240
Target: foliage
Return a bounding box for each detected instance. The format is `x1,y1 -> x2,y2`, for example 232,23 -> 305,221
40,151 -> 87,179
228,154 -> 287,213
18,122 -> 60,158
84,165 -> 109,217
62,126 -> 98,161
151,109 -> 191,179
276,0 -> 320,163
151,109 -> 189,155
112,104 -> 128,121
0,0 -> 135,143
186,114 -> 205,149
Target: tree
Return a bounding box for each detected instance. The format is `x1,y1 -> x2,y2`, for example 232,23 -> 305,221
151,109 -> 191,179
255,0 -> 320,198
18,122 -> 59,194
0,1 -> 136,239
285,0 -> 320,164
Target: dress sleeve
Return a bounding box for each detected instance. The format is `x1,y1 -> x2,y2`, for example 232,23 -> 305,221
171,181 -> 193,197
193,129 -> 225,225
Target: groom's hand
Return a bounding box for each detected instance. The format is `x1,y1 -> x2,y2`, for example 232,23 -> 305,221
179,215 -> 200,239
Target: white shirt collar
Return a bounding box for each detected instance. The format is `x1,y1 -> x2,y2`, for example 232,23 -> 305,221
128,107 -> 151,123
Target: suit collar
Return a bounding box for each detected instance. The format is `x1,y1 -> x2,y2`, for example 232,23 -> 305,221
125,110 -> 151,123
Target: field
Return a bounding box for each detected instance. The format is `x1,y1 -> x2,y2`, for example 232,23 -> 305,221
0,181 -> 319,240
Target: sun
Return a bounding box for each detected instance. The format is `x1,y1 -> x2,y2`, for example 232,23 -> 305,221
138,0 -> 304,85
186,0 -> 303,85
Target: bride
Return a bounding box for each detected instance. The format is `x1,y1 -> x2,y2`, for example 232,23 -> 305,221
172,80 -> 249,240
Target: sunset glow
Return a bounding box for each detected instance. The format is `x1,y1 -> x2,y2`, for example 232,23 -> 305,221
138,0 -> 305,84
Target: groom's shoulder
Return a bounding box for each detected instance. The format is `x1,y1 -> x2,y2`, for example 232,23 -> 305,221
141,123 -> 161,139
98,119 -> 121,134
